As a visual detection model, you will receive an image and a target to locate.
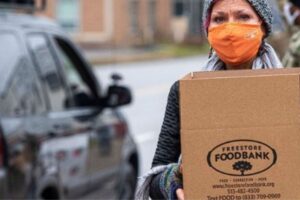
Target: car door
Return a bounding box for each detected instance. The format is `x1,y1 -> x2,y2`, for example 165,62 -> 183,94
26,32 -> 97,198
0,31 -> 50,199
47,34 -> 125,199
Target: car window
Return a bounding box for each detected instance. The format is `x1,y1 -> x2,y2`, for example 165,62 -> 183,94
27,34 -> 68,112
0,33 -> 47,117
53,37 -> 96,108
1,59 -> 48,117
0,33 -> 22,92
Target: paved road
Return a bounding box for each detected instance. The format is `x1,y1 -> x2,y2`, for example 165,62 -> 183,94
94,56 -> 207,176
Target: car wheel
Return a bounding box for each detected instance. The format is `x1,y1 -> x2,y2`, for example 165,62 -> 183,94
119,163 -> 137,200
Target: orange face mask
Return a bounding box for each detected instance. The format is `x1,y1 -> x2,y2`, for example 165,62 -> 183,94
208,23 -> 264,66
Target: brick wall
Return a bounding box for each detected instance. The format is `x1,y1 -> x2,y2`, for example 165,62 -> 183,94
156,0 -> 172,39
37,0 -> 172,47
112,0 -> 129,46
36,0 -> 57,19
81,0 -> 104,33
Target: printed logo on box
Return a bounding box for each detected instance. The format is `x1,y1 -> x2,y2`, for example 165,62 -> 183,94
207,140 -> 277,176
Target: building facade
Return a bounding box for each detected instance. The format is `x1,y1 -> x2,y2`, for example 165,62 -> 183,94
171,0 -> 204,43
38,0 -> 172,47
36,0 -> 206,47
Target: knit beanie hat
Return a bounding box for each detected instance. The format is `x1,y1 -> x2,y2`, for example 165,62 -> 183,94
203,0 -> 273,37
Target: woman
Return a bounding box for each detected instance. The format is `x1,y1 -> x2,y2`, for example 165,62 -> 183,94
136,0 -> 282,199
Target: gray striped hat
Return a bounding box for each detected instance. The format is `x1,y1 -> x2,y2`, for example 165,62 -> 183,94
203,0 -> 273,37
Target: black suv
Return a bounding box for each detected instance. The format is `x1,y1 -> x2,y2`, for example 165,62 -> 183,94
0,4 -> 138,200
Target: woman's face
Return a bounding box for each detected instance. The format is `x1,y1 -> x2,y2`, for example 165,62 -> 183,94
209,0 -> 262,29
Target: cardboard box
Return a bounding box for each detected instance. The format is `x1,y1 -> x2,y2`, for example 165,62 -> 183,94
180,68 -> 300,200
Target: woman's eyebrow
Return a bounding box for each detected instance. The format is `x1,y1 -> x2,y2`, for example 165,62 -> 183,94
235,9 -> 251,14
212,11 -> 227,15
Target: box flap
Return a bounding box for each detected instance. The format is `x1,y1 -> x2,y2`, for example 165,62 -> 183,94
181,68 -> 300,80
180,69 -> 300,130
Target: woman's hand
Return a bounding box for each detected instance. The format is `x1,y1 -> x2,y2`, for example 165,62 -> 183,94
176,188 -> 184,200
159,163 -> 184,199
176,164 -> 184,200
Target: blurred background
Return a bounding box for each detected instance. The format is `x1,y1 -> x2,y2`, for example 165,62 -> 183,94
37,0 -> 210,63
0,0 -> 295,199
36,0 -> 215,177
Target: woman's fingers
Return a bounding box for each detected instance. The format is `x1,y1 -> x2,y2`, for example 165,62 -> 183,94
176,188 -> 185,200
176,164 -> 184,199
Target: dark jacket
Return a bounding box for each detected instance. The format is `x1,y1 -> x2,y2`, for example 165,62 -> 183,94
150,81 -> 181,199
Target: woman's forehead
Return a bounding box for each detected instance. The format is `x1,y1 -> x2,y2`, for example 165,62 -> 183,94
212,0 -> 255,13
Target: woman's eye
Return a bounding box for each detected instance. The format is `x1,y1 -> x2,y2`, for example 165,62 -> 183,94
213,16 -> 225,23
239,14 -> 250,21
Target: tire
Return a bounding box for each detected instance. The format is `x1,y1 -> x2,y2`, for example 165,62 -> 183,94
40,186 -> 60,200
118,164 -> 137,200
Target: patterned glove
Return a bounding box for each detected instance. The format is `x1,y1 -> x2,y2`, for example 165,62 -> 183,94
159,164 -> 183,200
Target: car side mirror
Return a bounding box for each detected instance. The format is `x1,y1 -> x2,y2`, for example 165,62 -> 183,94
106,85 -> 132,107
105,73 -> 132,108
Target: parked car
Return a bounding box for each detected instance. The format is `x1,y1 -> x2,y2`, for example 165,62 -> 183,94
0,4 -> 138,200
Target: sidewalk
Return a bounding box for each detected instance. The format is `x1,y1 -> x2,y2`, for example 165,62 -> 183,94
82,43 -> 209,66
